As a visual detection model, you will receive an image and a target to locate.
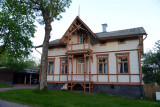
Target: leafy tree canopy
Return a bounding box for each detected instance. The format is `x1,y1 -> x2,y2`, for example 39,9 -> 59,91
1,55 -> 40,72
0,0 -> 36,58
1,0 -> 72,90
142,40 -> 160,84
4,0 -> 71,25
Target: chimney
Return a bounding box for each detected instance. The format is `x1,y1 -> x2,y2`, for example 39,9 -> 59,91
102,23 -> 108,32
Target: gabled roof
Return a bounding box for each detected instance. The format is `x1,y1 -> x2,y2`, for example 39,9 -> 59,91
49,39 -> 61,45
96,27 -> 146,40
35,17 -> 147,48
60,16 -> 98,43
35,39 -> 61,48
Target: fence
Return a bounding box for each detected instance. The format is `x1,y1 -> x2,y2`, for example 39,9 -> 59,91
143,84 -> 160,100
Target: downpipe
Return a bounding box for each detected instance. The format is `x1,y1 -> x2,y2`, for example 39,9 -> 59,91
138,34 -> 147,99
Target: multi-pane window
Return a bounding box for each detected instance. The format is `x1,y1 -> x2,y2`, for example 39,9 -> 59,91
98,57 -> 108,74
78,59 -> 84,74
61,60 -> 68,74
48,61 -> 54,74
116,53 -> 129,73
79,34 -> 86,43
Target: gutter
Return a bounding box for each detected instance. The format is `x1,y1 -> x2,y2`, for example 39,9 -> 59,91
98,34 -> 146,41
34,47 -> 42,55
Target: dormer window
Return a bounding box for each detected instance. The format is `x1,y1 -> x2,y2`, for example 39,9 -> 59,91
118,39 -> 125,44
79,34 -> 86,44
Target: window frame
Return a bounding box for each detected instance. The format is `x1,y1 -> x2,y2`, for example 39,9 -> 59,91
78,33 -> 87,44
47,58 -> 55,75
76,57 -> 88,74
97,54 -> 109,74
99,41 -> 107,46
118,39 -> 126,44
77,58 -> 85,74
60,58 -> 68,75
116,53 -> 130,74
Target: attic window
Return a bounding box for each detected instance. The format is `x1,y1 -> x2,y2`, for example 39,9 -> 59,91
79,34 -> 86,44
100,41 -> 106,46
118,39 -> 125,44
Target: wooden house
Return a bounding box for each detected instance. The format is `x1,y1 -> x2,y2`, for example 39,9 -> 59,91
37,16 -> 147,97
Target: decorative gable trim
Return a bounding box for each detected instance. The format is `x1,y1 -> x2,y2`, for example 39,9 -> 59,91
60,16 -> 98,43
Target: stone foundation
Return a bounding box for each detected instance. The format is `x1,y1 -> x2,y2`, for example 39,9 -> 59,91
47,83 -> 144,98
93,84 -> 144,98
47,83 -> 65,90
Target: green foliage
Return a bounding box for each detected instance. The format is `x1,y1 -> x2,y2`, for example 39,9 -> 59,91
0,0 -> 36,58
1,0 -> 72,90
142,40 -> 160,84
29,0 -> 72,24
0,89 -> 160,107
1,55 -> 39,72
2,57 -> 28,72
4,0 -> 72,25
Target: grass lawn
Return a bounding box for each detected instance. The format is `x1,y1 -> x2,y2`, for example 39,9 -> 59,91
0,89 -> 159,107
0,83 -> 13,88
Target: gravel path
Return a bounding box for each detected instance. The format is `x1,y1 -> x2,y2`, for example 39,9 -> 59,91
0,84 -> 38,107
0,99 -> 33,107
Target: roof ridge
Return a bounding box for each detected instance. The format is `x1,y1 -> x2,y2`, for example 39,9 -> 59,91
95,27 -> 144,34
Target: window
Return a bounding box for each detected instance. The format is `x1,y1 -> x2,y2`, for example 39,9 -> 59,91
79,34 -> 86,44
97,55 -> 108,74
60,59 -> 68,74
118,39 -> 125,44
61,45 -> 66,50
100,41 -> 106,46
78,59 -> 84,74
47,59 -> 55,74
116,53 -> 130,74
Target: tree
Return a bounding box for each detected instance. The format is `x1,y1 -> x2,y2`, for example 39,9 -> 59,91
2,57 -> 29,72
2,0 -> 72,90
1,55 -> 40,72
0,0 -> 36,58
142,40 -> 160,84
34,0 -> 72,90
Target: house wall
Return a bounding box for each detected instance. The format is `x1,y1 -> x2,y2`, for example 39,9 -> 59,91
91,50 -> 139,83
47,38 -> 140,85
69,33 -> 78,44
0,69 -> 14,85
48,47 -> 67,56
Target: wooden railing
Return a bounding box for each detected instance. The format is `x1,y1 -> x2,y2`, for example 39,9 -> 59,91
67,43 -> 92,52
48,73 -> 140,85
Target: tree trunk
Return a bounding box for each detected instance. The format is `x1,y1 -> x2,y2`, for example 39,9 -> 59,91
40,23 -> 52,90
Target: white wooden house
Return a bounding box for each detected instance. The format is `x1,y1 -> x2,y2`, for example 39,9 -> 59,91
37,16 -> 147,97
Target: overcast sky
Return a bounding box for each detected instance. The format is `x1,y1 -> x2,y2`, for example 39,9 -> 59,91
32,0 -> 160,60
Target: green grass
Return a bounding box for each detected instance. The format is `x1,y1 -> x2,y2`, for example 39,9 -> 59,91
0,89 -> 159,107
0,83 -> 13,88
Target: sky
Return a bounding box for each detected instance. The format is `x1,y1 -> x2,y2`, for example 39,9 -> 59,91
32,0 -> 160,61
